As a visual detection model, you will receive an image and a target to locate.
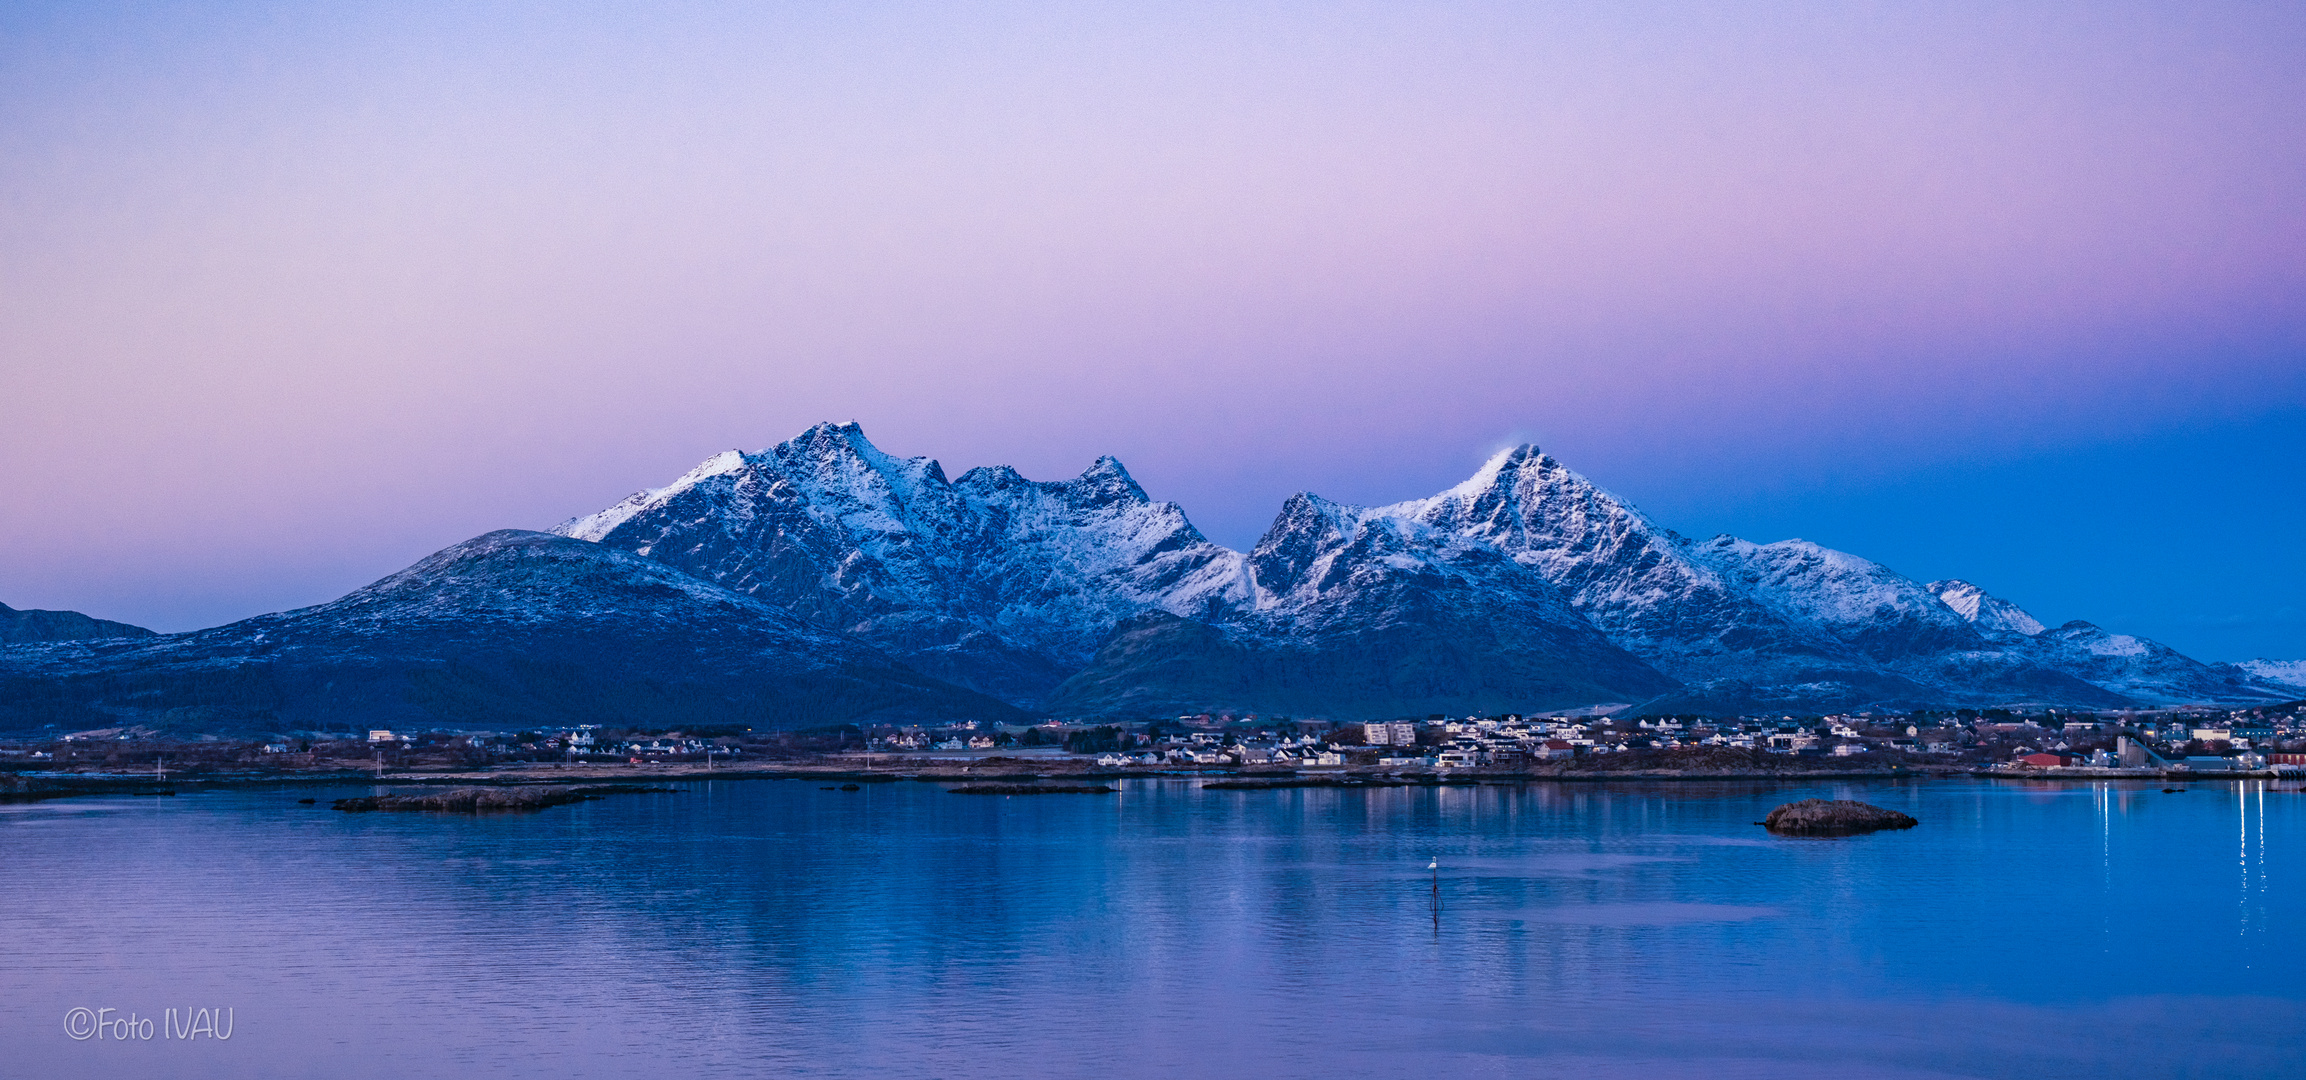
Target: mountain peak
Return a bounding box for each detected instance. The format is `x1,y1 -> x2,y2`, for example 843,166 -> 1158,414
1259,490 -> 1349,537
783,420 -> 889,465
1069,454 -> 1147,502
1434,444 -> 1543,502
797,419 -> 869,442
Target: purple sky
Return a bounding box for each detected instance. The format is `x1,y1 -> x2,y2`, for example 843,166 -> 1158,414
2,2 -> 2301,660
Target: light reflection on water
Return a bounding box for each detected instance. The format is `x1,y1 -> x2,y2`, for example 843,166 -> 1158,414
1,777 -> 2300,1078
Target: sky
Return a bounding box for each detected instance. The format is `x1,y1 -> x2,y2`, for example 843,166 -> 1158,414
1,1 -> 2301,661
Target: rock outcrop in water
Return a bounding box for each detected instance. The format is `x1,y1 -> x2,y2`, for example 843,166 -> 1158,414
330,784 -> 666,813
1761,799 -> 1918,836
948,783 -> 1114,795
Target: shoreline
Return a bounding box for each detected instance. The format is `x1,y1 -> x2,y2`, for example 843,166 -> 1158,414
5,756 -> 2293,802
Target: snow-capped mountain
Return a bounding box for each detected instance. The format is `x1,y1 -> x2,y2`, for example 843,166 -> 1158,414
553,424 -> 2292,716
560,424 -> 1677,716
0,531 -> 1020,733
1921,580 -> 2296,707
1385,447 -> 1986,678
1039,491 -> 1676,718
1373,447 -> 2133,711
558,421 -> 1246,705
2237,659 -> 2306,694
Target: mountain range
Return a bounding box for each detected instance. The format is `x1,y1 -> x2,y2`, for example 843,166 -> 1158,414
0,530 -> 1020,732
4,422 -> 2299,732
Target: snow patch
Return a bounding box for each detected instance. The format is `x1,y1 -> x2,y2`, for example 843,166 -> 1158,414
555,449 -> 748,542
2236,659 -> 2306,690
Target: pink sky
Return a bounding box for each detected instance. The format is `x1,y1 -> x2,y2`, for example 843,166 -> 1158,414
2,2 -> 2301,657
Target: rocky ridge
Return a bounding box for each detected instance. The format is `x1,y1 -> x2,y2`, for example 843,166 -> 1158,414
554,424 -> 2299,716
1,601 -> 155,644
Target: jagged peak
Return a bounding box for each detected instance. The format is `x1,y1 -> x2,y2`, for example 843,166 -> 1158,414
1252,491 -> 1382,557
789,418 -> 869,444
1434,443 -> 1542,499
1067,454 -> 1148,501
955,463 -> 1026,486
1277,489 -> 1348,518
946,457 -> 1156,508
762,421 -> 964,506
776,419 -> 887,465
1386,441 -> 1680,556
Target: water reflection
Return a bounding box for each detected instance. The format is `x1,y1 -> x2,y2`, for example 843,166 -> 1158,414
0,777 -> 2298,1079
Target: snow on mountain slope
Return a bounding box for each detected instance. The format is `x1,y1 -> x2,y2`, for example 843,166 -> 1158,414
1924,579 -> 2289,706
559,450 -> 750,542
1041,490 -> 1675,719
555,422 -> 1245,704
560,426 -> 1672,716
1380,446 -> 2026,701
1692,537 -> 1983,661
554,426 -> 2280,714
1381,447 -> 2201,710
1926,579 -> 2048,638
2013,620 -> 2286,706
2236,659 -> 2306,692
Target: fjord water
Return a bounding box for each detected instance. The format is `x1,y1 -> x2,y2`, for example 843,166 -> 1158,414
3,778 -> 2298,1079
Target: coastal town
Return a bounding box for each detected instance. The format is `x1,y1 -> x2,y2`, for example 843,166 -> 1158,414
4,700 -> 2302,791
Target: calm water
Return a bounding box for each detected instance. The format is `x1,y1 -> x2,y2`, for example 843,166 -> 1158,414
1,776 -> 2299,1079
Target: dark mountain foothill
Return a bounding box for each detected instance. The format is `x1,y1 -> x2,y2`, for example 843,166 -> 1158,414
0,531 -> 1022,735
0,601 -> 154,644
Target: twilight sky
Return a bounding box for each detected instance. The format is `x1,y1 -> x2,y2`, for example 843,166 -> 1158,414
2,1 -> 2301,661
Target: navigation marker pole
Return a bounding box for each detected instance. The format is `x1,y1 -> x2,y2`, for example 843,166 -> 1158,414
1430,858 -> 1441,933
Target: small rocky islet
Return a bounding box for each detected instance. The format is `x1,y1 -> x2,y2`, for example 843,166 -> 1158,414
331,784 -> 670,813
948,783 -> 1114,795
1761,799 -> 1918,837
